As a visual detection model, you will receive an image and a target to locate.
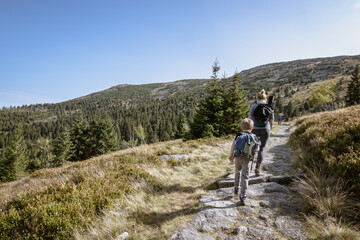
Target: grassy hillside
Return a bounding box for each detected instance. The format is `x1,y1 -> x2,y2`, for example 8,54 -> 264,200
289,106 -> 360,238
1,55 -> 359,184
2,105 -> 360,239
0,137 -> 233,239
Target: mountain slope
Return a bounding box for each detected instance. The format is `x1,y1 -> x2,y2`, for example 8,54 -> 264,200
0,54 -> 359,166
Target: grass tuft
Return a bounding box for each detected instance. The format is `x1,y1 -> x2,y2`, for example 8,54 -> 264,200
306,216 -> 360,240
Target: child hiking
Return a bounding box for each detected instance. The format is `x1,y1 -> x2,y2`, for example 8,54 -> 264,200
229,118 -> 260,205
249,89 -> 274,176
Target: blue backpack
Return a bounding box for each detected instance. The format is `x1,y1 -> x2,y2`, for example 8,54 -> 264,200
234,132 -> 258,159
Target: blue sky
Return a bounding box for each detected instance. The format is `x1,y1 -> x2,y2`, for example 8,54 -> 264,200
1,0 -> 360,108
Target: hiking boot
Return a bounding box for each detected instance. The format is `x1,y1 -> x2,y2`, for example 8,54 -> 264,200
239,195 -> 247,206
234,187 -> 239,195
255,165 -> 261,176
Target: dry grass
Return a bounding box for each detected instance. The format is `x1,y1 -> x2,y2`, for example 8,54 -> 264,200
290,106 -> 360,239
74,139 -> 233,239
270,75 -> 351,107
0,137 -> 233,239
294,168 -> 358,220
306,216 -> 360,240
0,140 -> 184,204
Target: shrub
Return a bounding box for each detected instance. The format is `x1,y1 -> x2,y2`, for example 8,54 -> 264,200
290,106 -> 360,193
0,158 -> 159,239
290,106 -> 360,230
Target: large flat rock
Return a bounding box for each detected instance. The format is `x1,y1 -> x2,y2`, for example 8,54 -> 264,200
169,228 -> 215,240
245,226 -> 278,240
191,208 -> 238,232
275,216 -> 306,240
199,195 -> 236,208
217,174 -> 305,188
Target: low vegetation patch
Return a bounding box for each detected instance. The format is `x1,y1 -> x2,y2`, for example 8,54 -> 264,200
290,106 -> 360,193
0,138 -> 233,239
289,106 -> 360,238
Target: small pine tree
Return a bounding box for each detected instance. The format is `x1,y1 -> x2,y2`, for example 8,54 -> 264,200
70,114 -> 91,161
223,73 -> 249,133
191,60 -> 224,138
284,101 -> 293,120
52,129 -> 73,166
36,138 -> 52,168
275,97 -> 284,113
134,124 -> 146,144
346,65 -> 360,106
88,115 -> 119,156
0,126 -> 28,181
304,101 -> 310,111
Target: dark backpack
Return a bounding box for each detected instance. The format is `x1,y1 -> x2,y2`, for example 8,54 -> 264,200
234,132 -> 258,159
253,103 -> 273,124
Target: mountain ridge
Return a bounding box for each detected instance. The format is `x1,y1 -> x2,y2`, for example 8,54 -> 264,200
0,54 -> 359,166
63,54 -> 360,105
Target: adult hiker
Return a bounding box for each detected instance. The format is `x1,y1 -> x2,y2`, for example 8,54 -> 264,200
249,89 -> 274,176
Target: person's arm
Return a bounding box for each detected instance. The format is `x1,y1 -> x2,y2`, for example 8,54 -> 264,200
229,140 -> 236,163
269,119 -> 273,130
249,103 -> 255,119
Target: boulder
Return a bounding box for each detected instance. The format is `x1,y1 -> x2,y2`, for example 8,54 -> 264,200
233,225 -> 247,235
274,216 -> 306,240
191,208 -> 237,232
169,228 -> 215,240
245,226 -> 277,240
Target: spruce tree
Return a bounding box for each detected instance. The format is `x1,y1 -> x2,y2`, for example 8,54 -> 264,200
70,114 -> 91,161
346,65 -> 360,106
177,116 -> 190,138
134,124 -> 146,144
52,128 -> 73,166
275,96 -> 284,113
36,138 -> 52,168
88,115 -> 119,156
0,126 -> 28,181
223,73 -> 249,134
191,61 -> 223,138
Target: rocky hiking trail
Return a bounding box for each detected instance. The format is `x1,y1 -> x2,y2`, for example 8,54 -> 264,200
169,125 -> 307,240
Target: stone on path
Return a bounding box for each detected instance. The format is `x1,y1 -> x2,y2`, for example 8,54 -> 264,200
191,208 -> 238,232
223,236 -> 245,240
246,182 -> 291,197
199,195 -> 236,208
245,226 -> 278,240
275,216 -> 306,240
217,174 -> 304,188
169,228 -> 215,240
269,174 -> 305,185
233,225 -> 247,235
239,216 -> 265,226
169,126 -> 308,240
238,206 -> 256,215
259,208 -> 277,220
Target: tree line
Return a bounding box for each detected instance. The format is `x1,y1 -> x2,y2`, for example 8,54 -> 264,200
1,62 -> 358,182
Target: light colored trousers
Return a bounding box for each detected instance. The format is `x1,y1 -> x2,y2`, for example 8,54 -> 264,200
234,156 -> 251,196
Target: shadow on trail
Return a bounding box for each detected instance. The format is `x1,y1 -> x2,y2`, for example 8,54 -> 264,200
133,202 -> 198,227
266,143 -> 290,154
270,134 -> 288,138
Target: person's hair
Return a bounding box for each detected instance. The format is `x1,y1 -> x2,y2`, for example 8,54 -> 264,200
241,118 -> 253,131
257,89 -> 267,101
